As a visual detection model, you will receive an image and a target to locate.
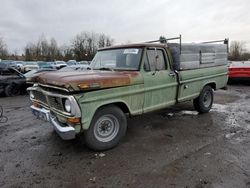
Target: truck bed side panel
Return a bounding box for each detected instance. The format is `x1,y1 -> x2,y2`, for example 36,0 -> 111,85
178,65 -> 228,102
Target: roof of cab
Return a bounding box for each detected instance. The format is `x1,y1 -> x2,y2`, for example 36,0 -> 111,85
98,43 -> 168,51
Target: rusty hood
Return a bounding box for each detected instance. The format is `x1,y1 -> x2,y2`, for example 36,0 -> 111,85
33,70 -> 143,91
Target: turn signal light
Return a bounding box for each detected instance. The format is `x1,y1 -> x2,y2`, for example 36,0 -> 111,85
33,102 -> 40,108
67,117 -> 80,124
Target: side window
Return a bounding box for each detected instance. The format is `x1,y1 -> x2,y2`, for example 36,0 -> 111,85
156,50 -> 166,70
147,50 -> 156,71
145,49 -> 167,71
144,54 -> 150,71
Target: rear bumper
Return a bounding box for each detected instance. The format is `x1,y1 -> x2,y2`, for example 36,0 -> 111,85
31,105 -> 76,140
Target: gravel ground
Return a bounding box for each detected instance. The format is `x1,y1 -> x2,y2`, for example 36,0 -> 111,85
0,85 -> 250,188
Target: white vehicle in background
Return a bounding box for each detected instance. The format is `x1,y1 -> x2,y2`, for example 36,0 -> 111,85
51,61 -> 67,69
22,61 -> 39,73
79,60 -> 90,65
14,61 -> 25,72
67,60 -> 78,66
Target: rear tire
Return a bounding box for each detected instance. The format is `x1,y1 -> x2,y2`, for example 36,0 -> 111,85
84,105 -> 127,151
193,85 -> 213,113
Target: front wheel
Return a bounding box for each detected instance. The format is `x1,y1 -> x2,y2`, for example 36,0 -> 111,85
84,105 -> 127,151
193,85 -> 213,113
5,84 -> 21,97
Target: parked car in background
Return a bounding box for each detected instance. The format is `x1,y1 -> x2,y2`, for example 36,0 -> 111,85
228,61 -> 250,83
14,61 -> 25,72
0,68 -> 27,97
0,67 -> 55,97
37,61 -> 54,69
8,61 -> 18,69
0,61 -> 10,75
67,60 -> 78,66
79,60 -> 90,65
22,61 -> 39,73
51,61 -> 67,69
0,61 -> 18,75
59,64 -> 91,72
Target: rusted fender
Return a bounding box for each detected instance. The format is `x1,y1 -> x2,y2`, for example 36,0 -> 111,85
34,70 -> 143,91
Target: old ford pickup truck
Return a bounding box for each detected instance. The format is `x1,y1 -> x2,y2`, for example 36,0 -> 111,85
28,37 -> 228,150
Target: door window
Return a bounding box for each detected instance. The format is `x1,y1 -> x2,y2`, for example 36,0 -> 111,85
144,49 -> 167,71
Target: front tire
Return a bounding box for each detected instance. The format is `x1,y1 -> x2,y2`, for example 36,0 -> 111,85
193,85 -> 213,113
5,84 -> 20,97
84,105 -> 127,151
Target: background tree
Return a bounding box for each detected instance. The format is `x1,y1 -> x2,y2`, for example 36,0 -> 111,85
24,34 -> 62,61
0,37 -> 9,59
48,38 -> 61,61
229,41 -> 245,61
71,31 -> 114,61
3,31 -> 114,61
60,44 -> 74,61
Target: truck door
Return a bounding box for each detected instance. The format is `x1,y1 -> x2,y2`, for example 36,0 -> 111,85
143,48 -> 178,113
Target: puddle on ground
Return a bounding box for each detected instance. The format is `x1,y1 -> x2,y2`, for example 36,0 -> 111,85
211,95 -> 250,131
162,110 -> 199,118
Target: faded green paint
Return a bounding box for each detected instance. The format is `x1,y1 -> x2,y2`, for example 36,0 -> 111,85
178,65 -> 228,102
141,47 -> 178,113
30,44 -> 228,133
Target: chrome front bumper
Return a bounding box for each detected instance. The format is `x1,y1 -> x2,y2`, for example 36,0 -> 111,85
31,105 -> 76,140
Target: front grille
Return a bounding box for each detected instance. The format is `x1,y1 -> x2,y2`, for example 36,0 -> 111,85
32,90 -> 65,112
33,90 -> 47,104
48,96 -> 64,111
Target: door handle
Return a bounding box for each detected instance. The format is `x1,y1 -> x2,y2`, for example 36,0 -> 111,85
169,72 -> 175,77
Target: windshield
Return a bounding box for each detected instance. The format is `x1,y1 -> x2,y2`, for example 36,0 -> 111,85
91,48 -> 142,70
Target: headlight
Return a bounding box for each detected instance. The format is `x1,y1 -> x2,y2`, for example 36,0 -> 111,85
64,99 -> 71,112
30,91 -> 34,99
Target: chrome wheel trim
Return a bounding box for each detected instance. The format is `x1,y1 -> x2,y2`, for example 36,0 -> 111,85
94,114 -> 120,142
203,91 -> 212,108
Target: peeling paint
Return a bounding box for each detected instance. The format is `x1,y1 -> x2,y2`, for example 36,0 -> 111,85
33,70 -> 142,91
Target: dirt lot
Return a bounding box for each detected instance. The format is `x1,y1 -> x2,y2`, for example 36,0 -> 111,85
0,85 -> 250,188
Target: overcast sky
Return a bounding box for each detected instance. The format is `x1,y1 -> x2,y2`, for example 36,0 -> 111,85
1,0 -> 250,54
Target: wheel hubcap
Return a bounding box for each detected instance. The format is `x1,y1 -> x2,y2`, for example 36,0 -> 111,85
94,114 -> 119,142
203,91 -> 212,108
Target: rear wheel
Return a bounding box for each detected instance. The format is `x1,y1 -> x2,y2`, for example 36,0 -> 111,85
84,105 -> 127,151
193,85 -> 213,113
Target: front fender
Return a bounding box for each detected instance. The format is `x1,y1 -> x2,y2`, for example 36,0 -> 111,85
79,99 -> 130,130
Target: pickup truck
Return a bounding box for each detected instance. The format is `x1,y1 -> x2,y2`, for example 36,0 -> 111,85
28,37 -> 228,151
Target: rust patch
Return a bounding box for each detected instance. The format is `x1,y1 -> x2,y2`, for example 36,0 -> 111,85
34,70 -> 142,91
